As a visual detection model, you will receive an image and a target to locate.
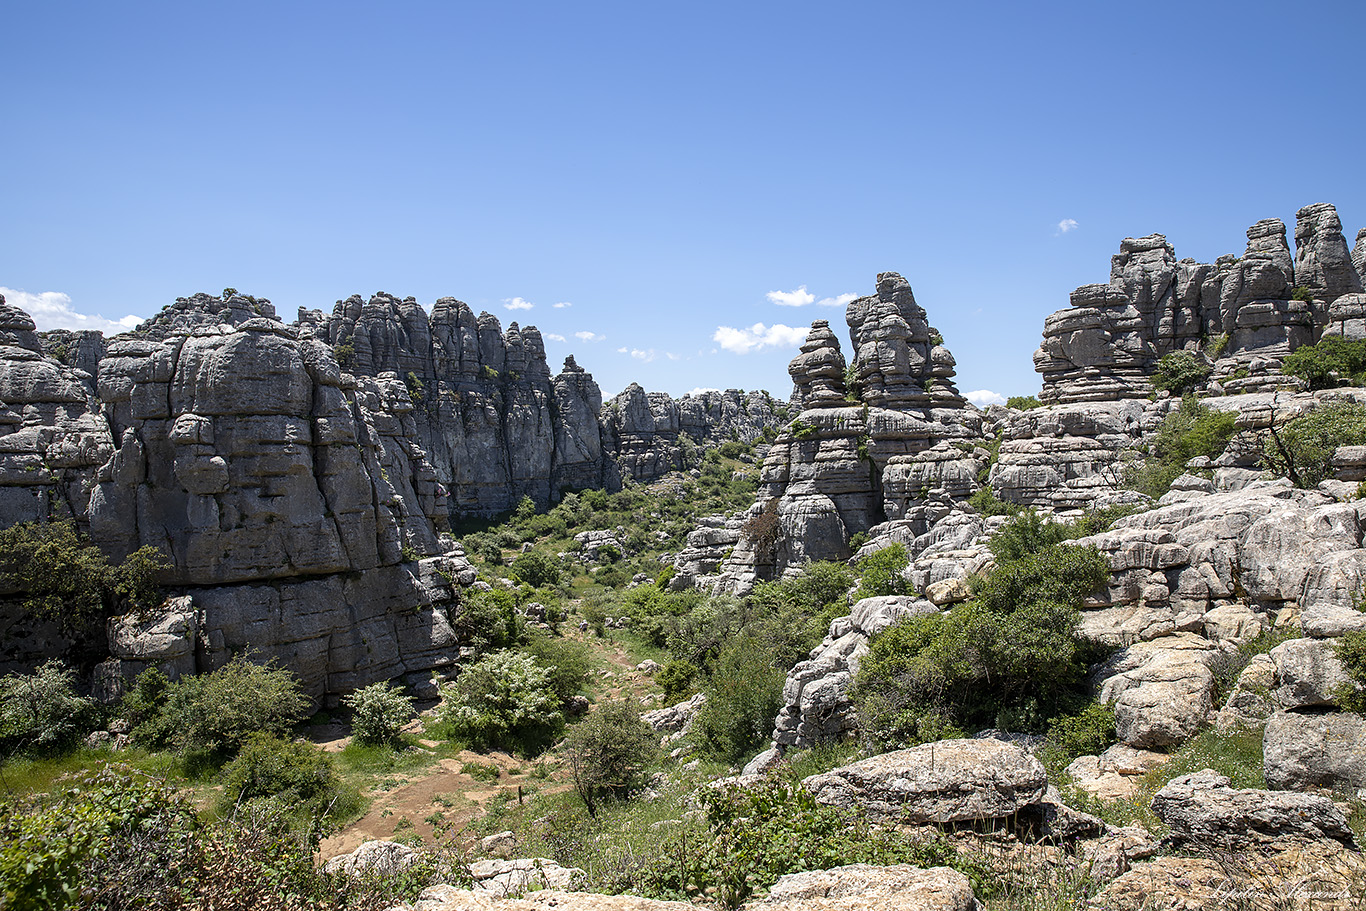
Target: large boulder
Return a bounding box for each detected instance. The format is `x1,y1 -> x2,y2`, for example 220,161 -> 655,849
1151,769 -> 1357,849
802,739 -> 1047,824
1270,638 -> 1357,709
1263,711 -> 1366,791
1096,633 -> 1219,749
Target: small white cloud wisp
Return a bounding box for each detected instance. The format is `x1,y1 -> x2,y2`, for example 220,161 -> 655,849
553,301 -> 572,309
0,287 -> 142,334
1056,219 -> 1079,235
575,331 -> 603,342
713,323 -> 808,354
544,333 -> 566,342
503,297 -> 535,311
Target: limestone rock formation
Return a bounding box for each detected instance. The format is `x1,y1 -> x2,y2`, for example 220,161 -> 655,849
303,291 -> 618,514
1031,205 -> 1362,408
603,384 -> 786,483
749,864 -> 978,911
1151,768 -> 1357,850
698,274 -> 986,596
802,738 -> 1047,824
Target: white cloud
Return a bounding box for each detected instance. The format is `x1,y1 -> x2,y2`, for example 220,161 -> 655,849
817,292 -> 857,308
965,389 -> 1007,407
616,346 -> 628,353
503,297 -> 535,311
1056,218 -> 1079,235
766,286 -> 857,308
575,330 -> 604,342
0,287 -> 142,334
544,332 -> 566,342
766,286 -> 815,307
666,352 -> 680,361
713,322 -> 808,354
553,301 -> 572,309
628,348 -> 656,362
686,387 -> 721,397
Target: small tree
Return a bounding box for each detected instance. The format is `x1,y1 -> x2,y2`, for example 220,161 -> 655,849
1263,401 -> 1366,488
510,551 -> 560,588
565,700 -> 658,816
341,682 -> 413,745
854,543 -> 910,599
1151,350 -> 1212,395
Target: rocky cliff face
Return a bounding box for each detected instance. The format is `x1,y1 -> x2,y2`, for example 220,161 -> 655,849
0,289 -> 783,695
690,275 -> 987,595
602,384 -> 787,483
996,203 -> 1366,510
299,292 -> 620,515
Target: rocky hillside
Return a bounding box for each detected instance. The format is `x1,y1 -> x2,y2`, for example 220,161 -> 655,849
0,290 -> 782,695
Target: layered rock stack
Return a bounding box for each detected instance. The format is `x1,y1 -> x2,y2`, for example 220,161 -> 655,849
1033,203 -> 1362,408
694,274 -> 986,595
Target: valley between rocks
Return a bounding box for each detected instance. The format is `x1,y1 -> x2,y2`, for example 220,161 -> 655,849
5,202 -> 1366,910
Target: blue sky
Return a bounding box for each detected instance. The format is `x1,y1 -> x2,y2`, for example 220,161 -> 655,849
4,1 -> 1365,404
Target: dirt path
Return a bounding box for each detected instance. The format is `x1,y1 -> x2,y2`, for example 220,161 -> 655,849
317,627 -> 665,862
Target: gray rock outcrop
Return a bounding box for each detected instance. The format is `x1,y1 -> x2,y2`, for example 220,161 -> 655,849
748,864 -> 978,911
1151,768 -> 1357,849
802,738 -> 1047,824
1263,710 -> 1366,791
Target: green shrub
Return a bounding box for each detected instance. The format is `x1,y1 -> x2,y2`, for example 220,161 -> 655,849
1281,336 -> 1366,390
1127,396 -> 1236,498
1047,701 -> 1116,759
1151,350 -> 1212,395
1334,630 -> 1366,712
0,661 -> 97,757
1264,401 -> 1366,488
967,484 -> 1018,517
565,701 -> 659,816
342,682 -> 414,746
657,661 -> 697,703
437,650 -> 563,756
988,509 -> 1070,563
510,550 -> 561,588
0,765 -> 194,911
452,588 -> 522,655
633,776 -> 985,908
692,633 -> 786,763
852,542 -> 1108,749
1290,285 -> 1315,302
853,543 -> 910,600
0,521 -> 168,632
522,632 -> 591,704
216,734 -> 359,828
1006,395 -> 1042,411
134,654 -> 311,757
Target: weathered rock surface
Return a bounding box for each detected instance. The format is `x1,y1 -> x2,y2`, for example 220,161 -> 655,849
1263,710 -> 1366,791
467,858 -> 583,896
603,383 -> 786,483
1152,768 -> 1357,849
802,739 -> 1047,824
701,274 -> 986,596
323,839 -> 419,877
747,864 -> 977,911
404,887 -> 695,911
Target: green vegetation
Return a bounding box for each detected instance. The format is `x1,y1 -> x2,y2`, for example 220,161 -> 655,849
1005,395 -> 1042,411
691,632 -> 786,764
0,521 -> 168,633
852,542 -> 910,599
1126,396 -> 1236,498
1334,629 -> 1366,712
130,655 -> 312,758
436,650 -> 563,756
1262,400 -> 1366,488
1150,350 -> 1212,395
852,512 -> 1109,749
1281,336 -> 1366,389
0,662 -> 96,758
565,700 -> 658,816
217,733 -> 362,828
341,682 -> 414,746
